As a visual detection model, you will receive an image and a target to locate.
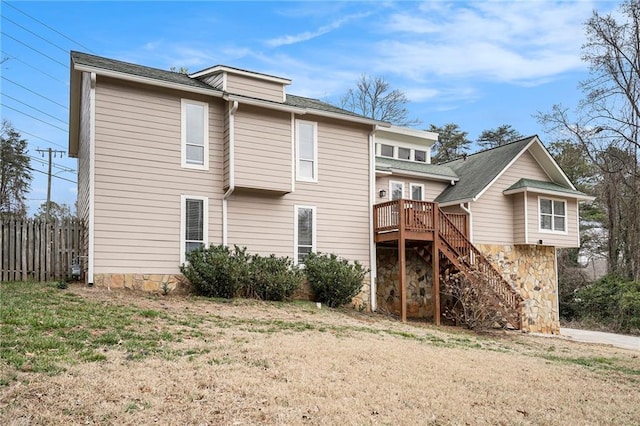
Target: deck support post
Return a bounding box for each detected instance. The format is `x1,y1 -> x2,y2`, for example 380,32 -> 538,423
432,203 -> 441,326
398,199 -> 407,323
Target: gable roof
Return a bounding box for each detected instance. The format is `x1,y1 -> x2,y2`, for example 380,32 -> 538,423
376,157 -> 458,182
434,137 -> 535,204
69,51 -> 387,156
434,135 -> 586,205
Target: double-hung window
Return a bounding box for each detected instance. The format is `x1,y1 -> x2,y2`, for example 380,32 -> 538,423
181,99 -> 209,169
181,195 -> 208,264
295,205 -> 316,264
296,120 -> 317,182
390,181 -> 404,200
539,197 -> 566,232
410,183 -> 424,201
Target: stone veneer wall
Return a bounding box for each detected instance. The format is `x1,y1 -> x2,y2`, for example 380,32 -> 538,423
475,244 -> 559,334
93,273 -> 186,293
376,247 -> 434,319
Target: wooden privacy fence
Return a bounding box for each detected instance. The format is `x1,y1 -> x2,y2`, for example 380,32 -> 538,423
1,219 -> 85,282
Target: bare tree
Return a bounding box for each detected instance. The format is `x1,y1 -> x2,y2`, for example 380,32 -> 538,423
477,124 -> 525,149
340,74 -> 420,126
537,0 -> 640,280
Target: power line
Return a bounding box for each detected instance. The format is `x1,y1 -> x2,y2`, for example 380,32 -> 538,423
1,31 -> 68,68
3,2 -> 96,54
28,166 -> 77,184
29,155 -> 76,173
1,50 -> 67,84
2,15 -> 68,54
13,127 -> 67,150
2,76 -> 68,109
3,104 -> 67,132
3,93 -> 67,124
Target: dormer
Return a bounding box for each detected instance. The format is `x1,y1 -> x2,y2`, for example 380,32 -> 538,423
189,65 -> 291,103
374,125 -> 437,164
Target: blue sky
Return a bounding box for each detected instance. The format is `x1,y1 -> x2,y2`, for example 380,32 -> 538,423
1,0 -> 618,215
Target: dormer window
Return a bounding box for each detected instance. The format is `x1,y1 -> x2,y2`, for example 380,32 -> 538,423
398,147 -> 410,160
381,144 -> 394,158
415,150 -> 427,163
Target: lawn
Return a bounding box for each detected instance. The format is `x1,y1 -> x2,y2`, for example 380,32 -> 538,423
1,281 -> 639,425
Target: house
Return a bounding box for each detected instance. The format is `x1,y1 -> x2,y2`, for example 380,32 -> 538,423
68,51 -> 592,334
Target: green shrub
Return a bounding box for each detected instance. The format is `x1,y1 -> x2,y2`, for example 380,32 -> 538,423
248,254 -> 304,301
303,252 -> 368,308
180,245 -> 250,298
575,275 -> 640,334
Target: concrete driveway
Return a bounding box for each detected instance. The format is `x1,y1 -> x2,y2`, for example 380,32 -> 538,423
561,328 -> 640,351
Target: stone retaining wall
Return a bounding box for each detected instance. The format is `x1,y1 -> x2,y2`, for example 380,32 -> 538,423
476,244 -> 559,334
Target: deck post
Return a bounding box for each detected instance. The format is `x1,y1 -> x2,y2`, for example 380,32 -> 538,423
432,203 -> 441,325
398,199 -> 407,323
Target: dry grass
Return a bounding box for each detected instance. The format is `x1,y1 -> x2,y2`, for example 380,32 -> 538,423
1,282 -> 639,425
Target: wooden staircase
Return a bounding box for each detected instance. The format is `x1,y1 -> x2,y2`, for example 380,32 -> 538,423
415,209 -> 523,329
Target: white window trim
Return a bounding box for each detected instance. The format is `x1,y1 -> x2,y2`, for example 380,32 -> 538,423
181,99 -> 209,170
410,183 -> 424,201
295,119 -> 318,182
389,180 -> 405,200
294,205 -> 317,265
538,196 -> 568,234
180,195 -> 209,265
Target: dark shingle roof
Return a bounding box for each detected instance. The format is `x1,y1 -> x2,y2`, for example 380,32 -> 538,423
434,137 -> 535,203
504,178 -> 589,197
376,157 -> 458,180
71,51 -> 219,92
71,51 -> 377,122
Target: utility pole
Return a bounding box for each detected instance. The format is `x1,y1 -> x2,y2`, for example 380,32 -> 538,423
36,147 -> 66,221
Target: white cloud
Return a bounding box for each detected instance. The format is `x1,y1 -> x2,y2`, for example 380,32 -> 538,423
376,1 -> 597,85
265,12 -> 371,48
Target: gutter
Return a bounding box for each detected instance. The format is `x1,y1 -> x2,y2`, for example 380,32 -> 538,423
459,202 -> 473,243
369,127 -> 377,312
222,100 -> 239,246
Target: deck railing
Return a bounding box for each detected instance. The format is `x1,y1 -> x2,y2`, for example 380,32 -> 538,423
373,200 -> 464,236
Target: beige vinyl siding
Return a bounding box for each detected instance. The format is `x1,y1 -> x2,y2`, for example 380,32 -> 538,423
233,105 -> 291,192
526,193 -> 580,248
228,115 -> 371,266
375,175 -> 448,203
226,73 -> 284,103
472,151 -> 550,244
92,77 -> 224,274
512,193 -> 526,244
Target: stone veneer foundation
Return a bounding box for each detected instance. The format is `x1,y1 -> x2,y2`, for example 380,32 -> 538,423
475,244 -> 559,334
375,247 -> 435,319
92,273 -> 186,293
374,244 -> 560,334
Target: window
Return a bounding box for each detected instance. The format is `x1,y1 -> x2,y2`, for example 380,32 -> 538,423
539,198 -> 566,232
180,195 -> 208,264
295,206 -> 316,264
410,183 -> 424,201
390,181 -> 404,200
398,147 -> 411,160
380,144 -> 394,157
414,150 -> 427,162
181,99 -> 209,169
296,120 -> 317,181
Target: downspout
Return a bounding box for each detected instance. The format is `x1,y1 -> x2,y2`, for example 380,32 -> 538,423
88,72 -> 96,285
222,100 -> 238,246
369,128 -> 377,311
459,202 -> 473,243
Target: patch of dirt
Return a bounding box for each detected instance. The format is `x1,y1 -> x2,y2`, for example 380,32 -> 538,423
2,284 -> 639,425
